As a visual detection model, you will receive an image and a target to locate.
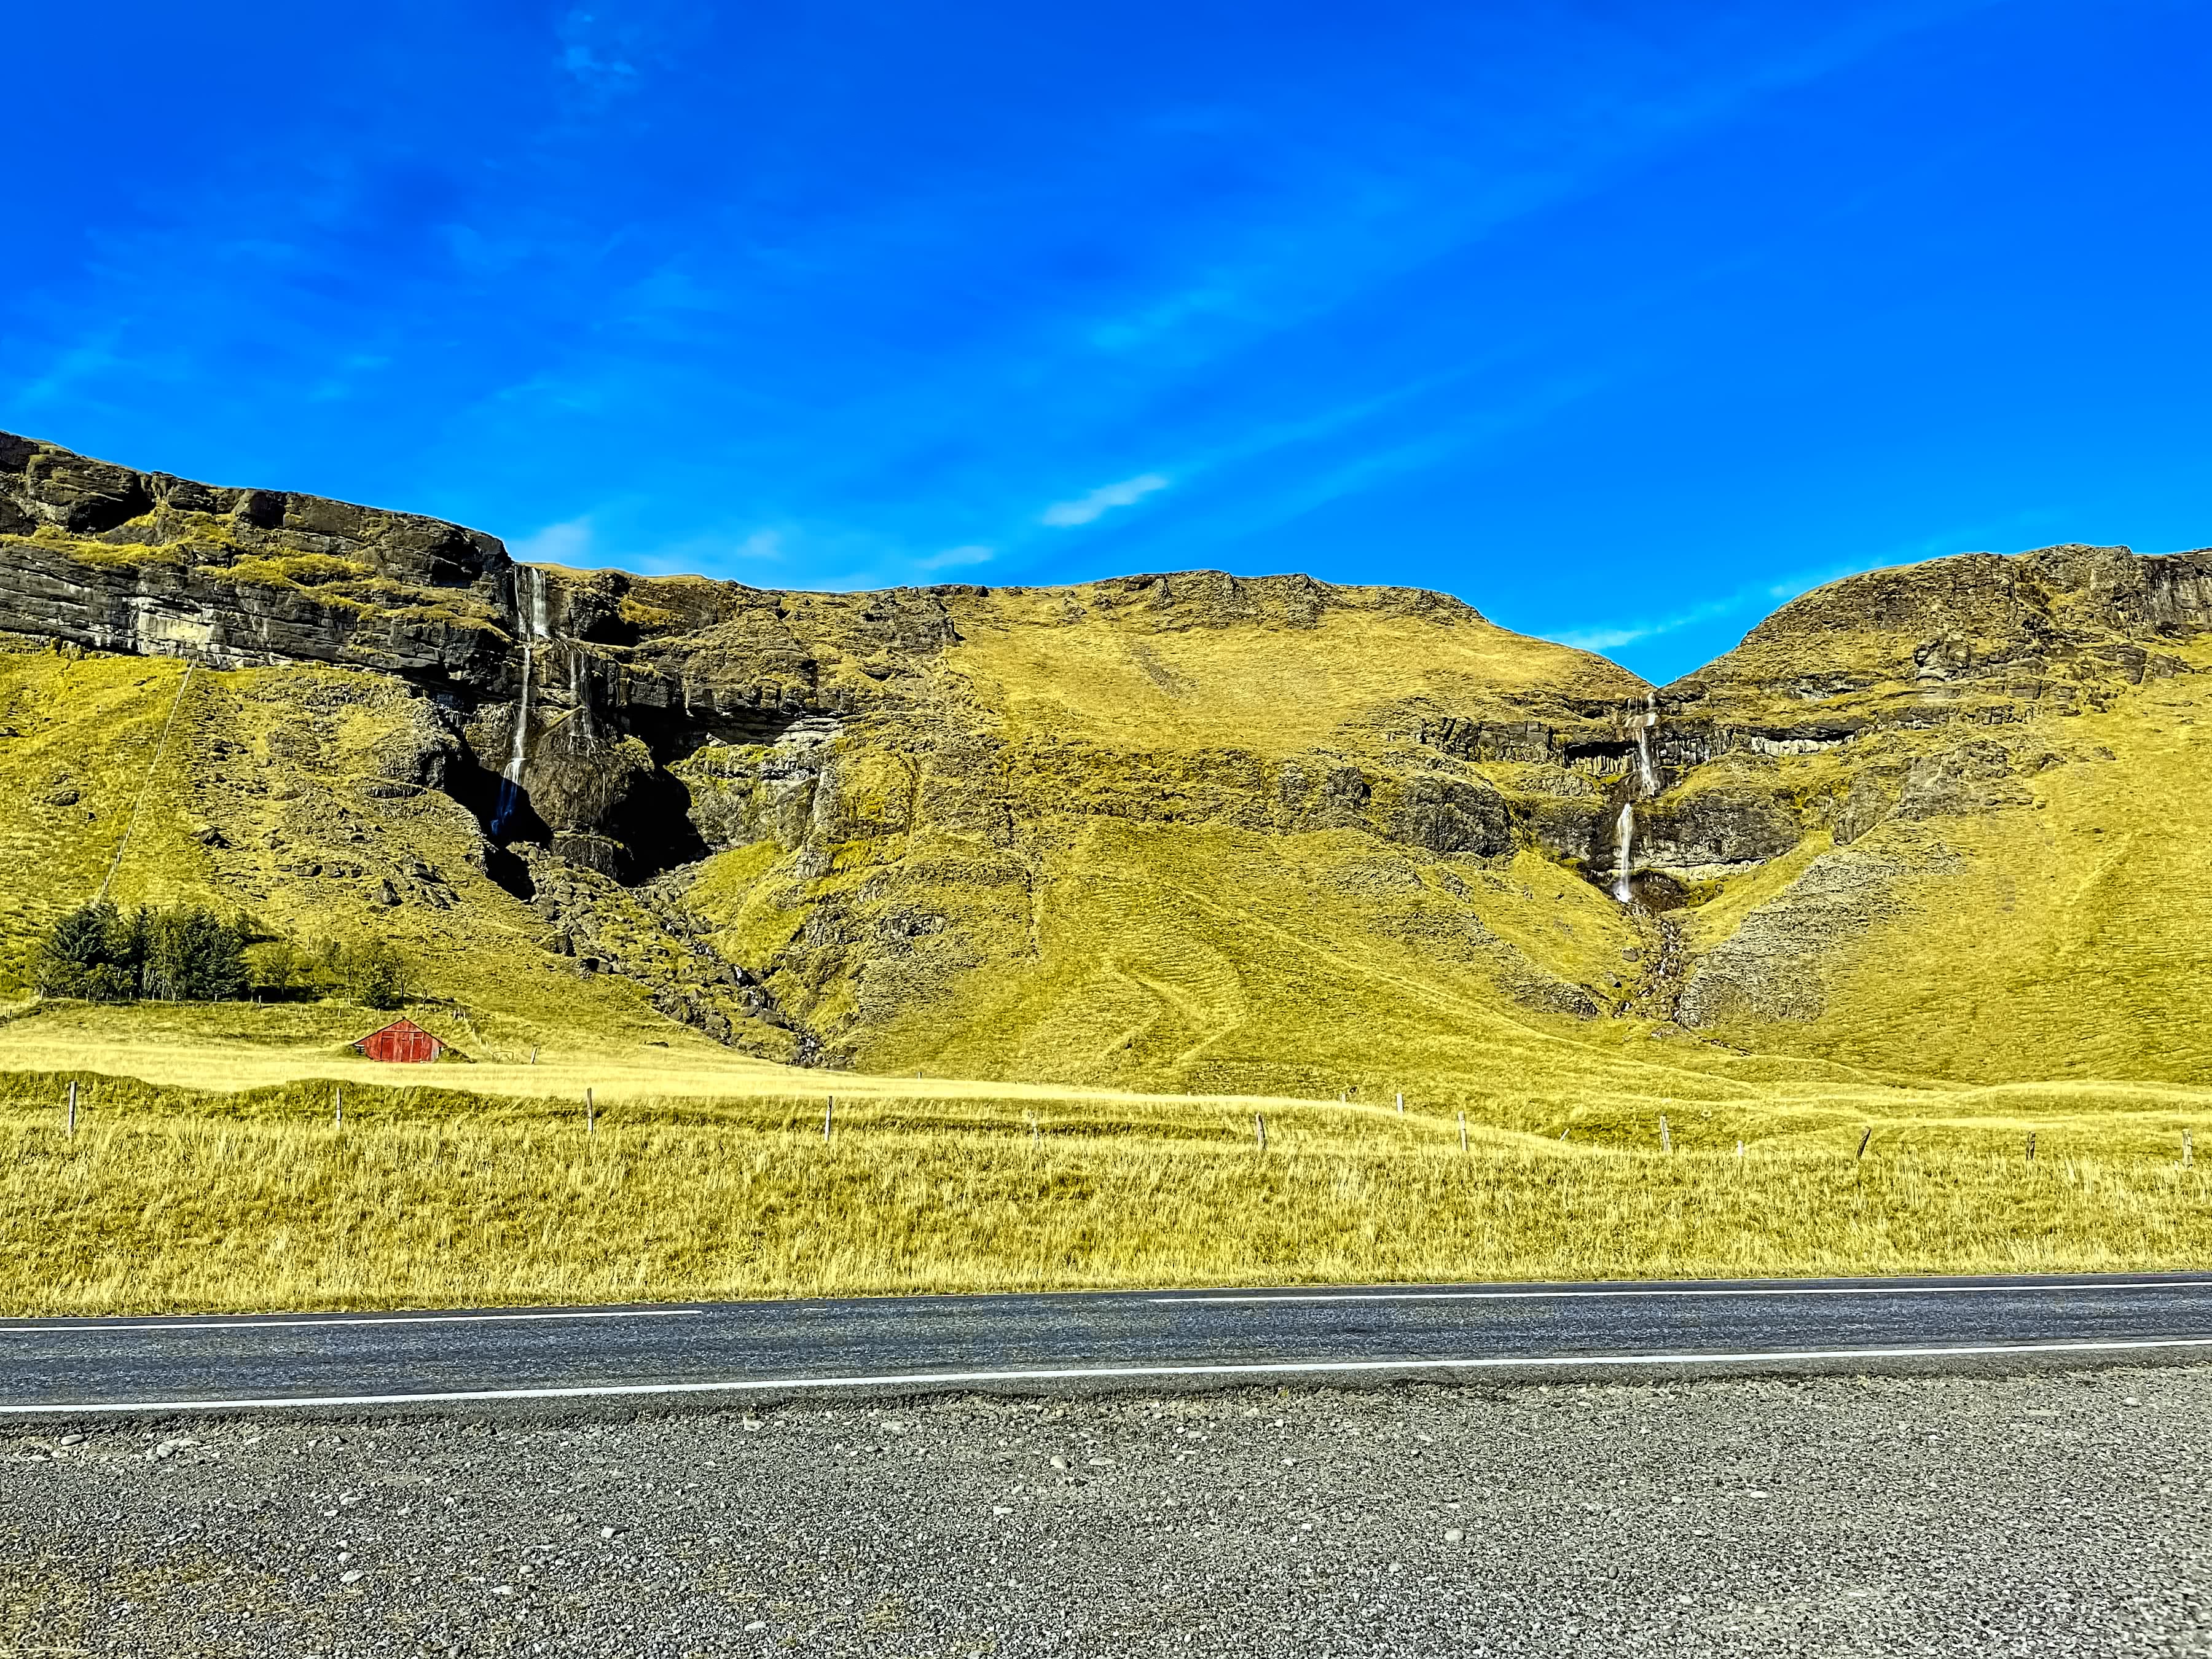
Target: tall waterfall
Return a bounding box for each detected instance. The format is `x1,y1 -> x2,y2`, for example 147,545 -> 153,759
503,645 -> 534,786
1634,694 -> 1659,795
490,567 -> 546,836
1612,695 -> 1661,904
570,647 -> 593,740
1611,801 -> 1635,901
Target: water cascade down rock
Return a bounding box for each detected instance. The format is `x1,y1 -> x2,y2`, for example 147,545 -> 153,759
1634,696 -> 1660,795
1609,697 -> 1663,903
492,566 -> 546,836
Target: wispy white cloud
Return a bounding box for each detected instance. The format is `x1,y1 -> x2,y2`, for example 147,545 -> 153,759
1551,538 -> 2001,656
603,521 -> 995,589
1040,472 -> 1171,527
914,543 -> 994,571
1554,623 -> 1659,652
1554,591 -> 1755,653
512,516 -> 796,573
1089,286 -> 1239,353
511,516 -> 596,565
562,42 -> 637,80
559,9 -> 638,88
1556,579 -> 1843,654
11,331 -> 127,412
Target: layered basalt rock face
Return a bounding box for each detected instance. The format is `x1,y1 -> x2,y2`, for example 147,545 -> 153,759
1614,540 -> 2212,885
0,433 -> 512,683
6,429 -> 2208,1083
0,432 -> 1666,888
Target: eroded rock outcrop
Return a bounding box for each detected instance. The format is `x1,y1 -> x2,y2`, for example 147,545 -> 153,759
1664,541 -> 2208,716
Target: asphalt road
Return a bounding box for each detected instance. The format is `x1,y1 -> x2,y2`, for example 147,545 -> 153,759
7,1271 -> 2212,1418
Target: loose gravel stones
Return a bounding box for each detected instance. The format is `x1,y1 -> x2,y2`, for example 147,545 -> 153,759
3,1366 -> 2208,1656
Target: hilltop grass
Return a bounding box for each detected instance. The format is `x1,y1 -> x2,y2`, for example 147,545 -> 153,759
4,1064 -> 2206,1316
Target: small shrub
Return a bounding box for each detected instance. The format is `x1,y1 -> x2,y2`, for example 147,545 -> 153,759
249,939 -> 305,997
339,939 -> 412,1010
35,906 -> 410,1008
136,906 -> 249,1002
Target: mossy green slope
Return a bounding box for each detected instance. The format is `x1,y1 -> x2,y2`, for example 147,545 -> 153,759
1668,648 -> 2212,1083
1647,543 -> 2212,1085
0,640 -> 772,1069
3,426 -> 2210,1103
679,547 -> 2212,1095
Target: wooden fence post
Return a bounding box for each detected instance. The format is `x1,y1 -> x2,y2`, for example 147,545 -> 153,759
2026,1131 -> 2036,1163
1254,1113 -> 1267,1151
334,1086 -> 343,1129
586,1088 -> 595,1135
1856,1126 -> 1872,1161
66,1080 -> 77,1139
823,1095 -> 834,1142
1659,1115 -> 1671,1153
1397,1092 -> 1405,1115
1457,1112 -> 1467,1153
2186,1130 -> 2194,1169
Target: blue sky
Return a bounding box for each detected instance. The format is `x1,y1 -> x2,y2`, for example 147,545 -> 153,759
6,1 -> 2209,682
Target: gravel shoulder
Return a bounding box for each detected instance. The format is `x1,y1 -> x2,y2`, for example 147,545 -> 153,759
5,1366 -> 2208,1657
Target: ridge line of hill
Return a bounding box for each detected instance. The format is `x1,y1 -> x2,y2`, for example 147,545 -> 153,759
2,428 -> 2209,1095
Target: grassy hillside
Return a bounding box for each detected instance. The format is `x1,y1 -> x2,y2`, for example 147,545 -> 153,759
7,436 -> 2211,1311
1,565 -> 2209,1314
8,433 -> 2207,1106
935,575 -> 1636,750
1661,625 -> 2212,1087
4,554 -> 2210,1105
0,639 -> 777,1065
0,559 -> 1703,1099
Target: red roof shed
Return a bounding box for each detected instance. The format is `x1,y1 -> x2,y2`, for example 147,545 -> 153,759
355,1018 -> 449,1063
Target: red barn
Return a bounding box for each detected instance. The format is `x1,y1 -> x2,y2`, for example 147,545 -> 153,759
354,1018 -> 451,1063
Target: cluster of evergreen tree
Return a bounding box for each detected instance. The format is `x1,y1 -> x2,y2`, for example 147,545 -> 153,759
36,901 -> 249,1002
33,903 -> 411,1009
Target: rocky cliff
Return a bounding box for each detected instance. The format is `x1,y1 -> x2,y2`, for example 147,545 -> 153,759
0,431 -> 1672,888
4,430 -> 2208,1088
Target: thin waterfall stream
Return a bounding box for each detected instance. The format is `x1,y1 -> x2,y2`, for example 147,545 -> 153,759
1634,694 -> 1659,794
490,567 -> 545,836
1612,696 -> 1661,903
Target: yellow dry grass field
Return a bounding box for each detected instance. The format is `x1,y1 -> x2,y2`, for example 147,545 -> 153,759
4,1050 -> 2207,1316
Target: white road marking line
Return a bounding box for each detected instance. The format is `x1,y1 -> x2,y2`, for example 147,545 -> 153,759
0,1309 -> 704,1336
6,1281 -> 2202,1335
1152,1281 -> 2212,1304
6,1335 -> 2211,1414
